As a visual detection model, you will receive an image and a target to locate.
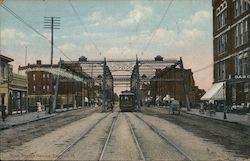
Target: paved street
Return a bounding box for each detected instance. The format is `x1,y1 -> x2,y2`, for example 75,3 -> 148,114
1,0 -> 250,160
1,107 -> 249,160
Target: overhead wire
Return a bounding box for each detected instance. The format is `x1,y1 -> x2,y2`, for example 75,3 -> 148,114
142,0 -> 174,54
193,63 -> 213,73
68,0 -> 102,56
1,3 -> 72,61
120,19 -> 141,56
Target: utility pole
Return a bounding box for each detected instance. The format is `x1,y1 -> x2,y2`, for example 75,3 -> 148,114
44,17 -> 60,65
180,57 -> 191,111
135,55 -> 141,111
44,16 -> 60,113
102,58 -> 107,112
52,59 -> 62,113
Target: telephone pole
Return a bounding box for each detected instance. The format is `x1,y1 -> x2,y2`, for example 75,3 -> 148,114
44,17 -> 60,113
44,16 -> 60,65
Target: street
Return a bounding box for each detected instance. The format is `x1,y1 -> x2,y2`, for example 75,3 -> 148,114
1,107 -> 249,160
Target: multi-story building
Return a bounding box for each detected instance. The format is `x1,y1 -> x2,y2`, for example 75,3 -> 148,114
0,55 -> 14,114
0,54 -> 28,115
146,67 -> 205,107
209,0 -> 249,108
20,60 -> 92,111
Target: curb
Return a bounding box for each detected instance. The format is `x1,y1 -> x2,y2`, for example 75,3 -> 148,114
182,110 -> 250,127
0,107 -> 99,131
143,107 -> 250,127
0,114 -> 55,131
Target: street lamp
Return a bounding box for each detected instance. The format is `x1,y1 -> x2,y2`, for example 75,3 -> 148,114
223,82 -> 227,119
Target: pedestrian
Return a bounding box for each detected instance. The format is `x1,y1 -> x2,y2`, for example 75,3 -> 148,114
110,103 -> 113,112
204,102 -> 207,112
1,105 -> 6,121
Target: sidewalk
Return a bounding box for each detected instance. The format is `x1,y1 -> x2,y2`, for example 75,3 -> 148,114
181,108 -> 250,127
0,106 -> 95,130
0,111 -> 56,130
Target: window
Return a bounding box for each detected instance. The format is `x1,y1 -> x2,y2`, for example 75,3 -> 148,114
217,33 -> 228,54
47,74 -> 50,79
43,85 -> 46,91
235,20 -> 248,47
43,74 -> 46,79
235,52 -> 249,75
33,74 -> 36,81
232,84 -> 236,102
47,85 -> 50,91
218,61 -> 226,80
33,86 -> 36,92
235,0 -> 249,17
242,0 -> 248,12
217,10 -> 227,30
244,82 -> 249,93
0,62 -> 5,80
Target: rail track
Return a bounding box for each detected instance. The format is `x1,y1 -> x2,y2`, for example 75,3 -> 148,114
124,113 -> 146,161
54,110 -> 193,161
98,112 -> 120,161
132,112 -> 193,161
53,112 -> 112,161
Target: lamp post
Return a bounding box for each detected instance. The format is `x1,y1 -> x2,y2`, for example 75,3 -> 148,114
223,82 -> 227,119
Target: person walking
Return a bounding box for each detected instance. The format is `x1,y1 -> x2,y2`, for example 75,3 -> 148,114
1,105 -> 6,121
110,103 -> 114,113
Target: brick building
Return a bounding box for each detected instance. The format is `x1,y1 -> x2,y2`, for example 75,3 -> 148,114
206,0 -> 250,108
20,60 -> 92,111
0,55 -> 27,115
147,67 -> 205,107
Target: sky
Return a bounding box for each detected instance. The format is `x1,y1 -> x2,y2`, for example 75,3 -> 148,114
0,0 -> 213,92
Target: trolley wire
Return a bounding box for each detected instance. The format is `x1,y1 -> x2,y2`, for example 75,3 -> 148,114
142,0 -> 174,54
1,3 -> 73,61
68,0 -> 102,56
193,63 -> 213,73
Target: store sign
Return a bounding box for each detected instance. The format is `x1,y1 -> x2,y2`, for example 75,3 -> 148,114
234,75 -> 250,79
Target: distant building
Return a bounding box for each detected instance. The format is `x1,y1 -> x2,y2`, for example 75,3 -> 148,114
205,0 -> 250,107
0,54 -> 28,114
147,67 -> 205,106
20,60 -> 92,111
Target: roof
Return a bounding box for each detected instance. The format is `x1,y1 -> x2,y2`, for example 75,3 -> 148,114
201,82 -> 225,101
0,54 -> 14,63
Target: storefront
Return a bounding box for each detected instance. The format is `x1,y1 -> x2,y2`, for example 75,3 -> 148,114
227,75 -> 250,109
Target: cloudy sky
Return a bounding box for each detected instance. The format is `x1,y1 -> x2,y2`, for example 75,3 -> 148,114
0,0 -> 213,91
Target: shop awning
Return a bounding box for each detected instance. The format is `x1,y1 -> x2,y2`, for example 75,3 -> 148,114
201,82 -> 225,101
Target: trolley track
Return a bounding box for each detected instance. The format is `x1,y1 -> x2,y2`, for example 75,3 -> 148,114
54,112 -> 112,161
124,113 -> 146,161
98,111 -> 120,161
131,112 -> 193,161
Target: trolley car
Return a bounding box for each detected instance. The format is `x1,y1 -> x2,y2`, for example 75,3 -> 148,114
119,91 -> 136,112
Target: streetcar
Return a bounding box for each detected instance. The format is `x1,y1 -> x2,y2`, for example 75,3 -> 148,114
119,91 -> 136,112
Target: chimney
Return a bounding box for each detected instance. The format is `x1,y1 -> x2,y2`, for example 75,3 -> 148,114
37,60 -> 42,65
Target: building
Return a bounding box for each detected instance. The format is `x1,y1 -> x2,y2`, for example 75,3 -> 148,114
146,67 -> 205,107
0,54 -> 28,114
20,60 -> 92,111
9,73 -> 28,114
205,0 -> 250,108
